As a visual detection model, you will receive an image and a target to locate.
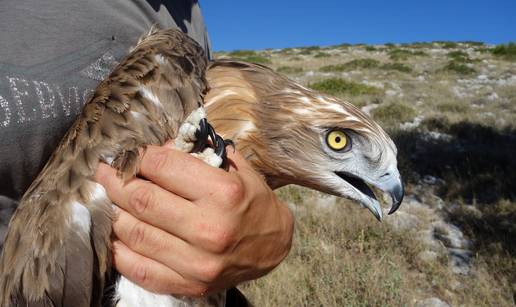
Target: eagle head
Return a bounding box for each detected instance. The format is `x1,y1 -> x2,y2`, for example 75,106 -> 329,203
205,60 -> 404,220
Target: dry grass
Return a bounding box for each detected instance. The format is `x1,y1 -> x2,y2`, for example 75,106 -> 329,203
240,188 -> 415,306
240,186 -> 514,306
215,41 -> 516,306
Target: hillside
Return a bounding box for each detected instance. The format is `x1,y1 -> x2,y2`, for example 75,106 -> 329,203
214,42 -> 516,306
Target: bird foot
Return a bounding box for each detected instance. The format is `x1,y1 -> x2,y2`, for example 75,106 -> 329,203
175,107 -> 207,152
175,107 -> 234,170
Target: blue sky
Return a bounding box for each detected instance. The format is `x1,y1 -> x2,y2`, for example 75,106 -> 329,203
201,0 -> 515,51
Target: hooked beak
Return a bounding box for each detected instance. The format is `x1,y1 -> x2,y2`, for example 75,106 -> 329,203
335,170 -> 404,221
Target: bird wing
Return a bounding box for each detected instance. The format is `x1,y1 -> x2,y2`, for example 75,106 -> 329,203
0,28 -> 208,307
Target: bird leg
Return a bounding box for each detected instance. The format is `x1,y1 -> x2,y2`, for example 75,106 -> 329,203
175,107 -> 234,170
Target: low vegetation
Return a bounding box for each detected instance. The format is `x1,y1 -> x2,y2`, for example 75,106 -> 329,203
276,66 -> 304,74
320,59 -> 380,72
491,42 -> 516,61
381,62 -> 412,73
388,48 -> 427,61
320,59 -> 412,73
241,186 -> 514,306
226,49 -> 271,64
309,78 -> 382,97
215,40 -> 516,306
371,102 -> 416,126
314,52 -> 331,58
442,61 -> 477,75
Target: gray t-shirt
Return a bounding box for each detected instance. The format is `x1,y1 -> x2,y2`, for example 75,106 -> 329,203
0,0 -> 211,246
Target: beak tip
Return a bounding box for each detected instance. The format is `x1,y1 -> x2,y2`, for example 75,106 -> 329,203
387,182 -> 404,215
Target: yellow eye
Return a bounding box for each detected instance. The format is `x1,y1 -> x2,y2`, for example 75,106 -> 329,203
326,129 -> 349,151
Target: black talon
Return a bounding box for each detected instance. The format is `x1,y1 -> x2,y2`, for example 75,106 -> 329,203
224,139 -> 236,153
192,118 -> 210,153
193,119 -> 235,171
206,122 -> 219,145
214,134 -> 227,157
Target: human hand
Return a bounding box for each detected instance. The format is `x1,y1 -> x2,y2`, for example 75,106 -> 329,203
95,144 -> 294,297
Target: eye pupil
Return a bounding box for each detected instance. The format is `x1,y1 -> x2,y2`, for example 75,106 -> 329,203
335,136 -> 341,143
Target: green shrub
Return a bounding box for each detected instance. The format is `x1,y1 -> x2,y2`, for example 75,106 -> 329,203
403,42 -> 434,49
388,49 -> 427,61
314,52 -> 331,58
433,41 -> 458,49
461,41 -> 484,46
442,61 -> 476,75
240,55 -> 271,64
309,78 -> 382,96
298,46 -> 321,55
276,66 -> 303,74
319,59 -> 380,72
448,50 -> 468,59
447,51 -> 478,64
491,43 -> 516,61
436,101 -> 470,113
371,102 -> 416,125
226,50 -> 272,64
365,46 -> 377,51
381,63 -> 413,73
337,43 -> 351,49
228,49 -> 257,57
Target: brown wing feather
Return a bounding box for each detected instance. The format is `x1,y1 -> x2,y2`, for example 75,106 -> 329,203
0,28 -> 208,306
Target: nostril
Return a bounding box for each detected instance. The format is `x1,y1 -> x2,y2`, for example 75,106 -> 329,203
380,172 -> 391,178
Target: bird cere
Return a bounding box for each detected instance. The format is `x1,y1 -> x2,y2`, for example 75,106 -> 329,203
0,28 -> 403,306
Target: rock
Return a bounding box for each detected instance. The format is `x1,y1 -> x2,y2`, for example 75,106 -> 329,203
418,250 -> 439,263
385,89 -> 397,96
449,248 -> 472,275
422,175 -> 445,187
400,115 -> 424,130
361,103 -> 380,115
417,229 -> 446,253
487,92 -> 499,101
386,210 -> 421,231
415,297 -> 450,307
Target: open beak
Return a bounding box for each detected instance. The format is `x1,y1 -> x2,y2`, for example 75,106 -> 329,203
335,171 -> 404,221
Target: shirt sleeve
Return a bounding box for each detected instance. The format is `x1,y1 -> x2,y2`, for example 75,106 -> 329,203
0,0 -> 211,248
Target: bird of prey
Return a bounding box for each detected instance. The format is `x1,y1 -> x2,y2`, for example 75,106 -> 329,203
0,28 -> 231,307
205,60 -> 404,220
0,30 -> 404,307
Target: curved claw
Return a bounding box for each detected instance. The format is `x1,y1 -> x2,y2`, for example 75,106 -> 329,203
214,135 -> 227,158
224,139 -> 236,153
196,120 -> 235,171
192,118 -> 209,153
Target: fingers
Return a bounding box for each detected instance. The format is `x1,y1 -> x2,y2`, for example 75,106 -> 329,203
111,205 -> 195,277
95,162 -> 243,252
112,240 -> 210,297
138,145 -> 236,201
96,163 -> 203,240
112,209 -> 231,294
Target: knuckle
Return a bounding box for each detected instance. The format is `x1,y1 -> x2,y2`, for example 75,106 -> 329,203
128,221 -> 147,247
196,258 -> 224,284
129,185 -> 154,215
132,262 -> 151,288
146,149 -> 171,174
198,225 -> 234,254
220,177 -> 245,206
